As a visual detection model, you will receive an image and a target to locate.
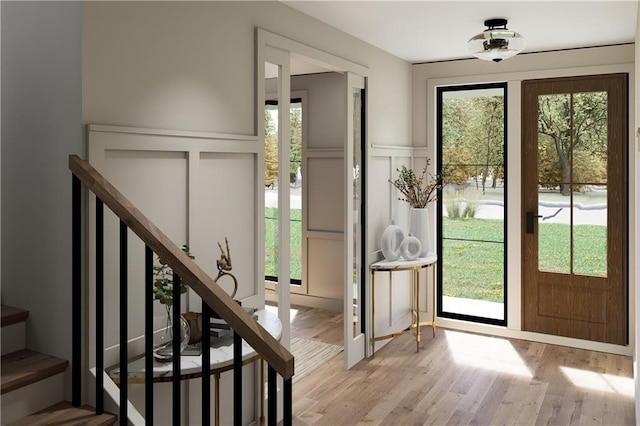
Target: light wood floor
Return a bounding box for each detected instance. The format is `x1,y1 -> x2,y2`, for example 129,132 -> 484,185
289,305 -> 635,425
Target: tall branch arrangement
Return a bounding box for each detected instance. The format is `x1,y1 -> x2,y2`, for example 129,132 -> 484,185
389,160 -> 444,208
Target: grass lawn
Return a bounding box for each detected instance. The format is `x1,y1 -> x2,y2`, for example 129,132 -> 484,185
442,217 -> 607,302
264,211 -> 607,300
265,207 -> 302,280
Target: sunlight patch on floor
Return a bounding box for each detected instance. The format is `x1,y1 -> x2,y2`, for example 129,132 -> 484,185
560,366 -> 634,397
265,304 -> 299,324
444,330 -> 533,378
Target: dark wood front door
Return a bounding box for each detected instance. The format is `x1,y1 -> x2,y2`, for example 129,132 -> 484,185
522,74 -> 627,345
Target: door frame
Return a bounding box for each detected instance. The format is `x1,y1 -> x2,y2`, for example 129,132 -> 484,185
424,60 -> 634,356
436,82 -> 508,327
256,29 -> 370,367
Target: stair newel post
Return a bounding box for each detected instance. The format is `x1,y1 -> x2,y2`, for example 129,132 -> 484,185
172,271 -> 181,426
119,221 -> 128,421
233,331 -> 242,426
96,198 -> 105,414
144,246 -> 154,425
72,174 -> 82,407
201,301 -> 212,425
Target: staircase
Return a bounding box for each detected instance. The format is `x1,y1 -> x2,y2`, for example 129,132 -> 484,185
1,305 -> 116,425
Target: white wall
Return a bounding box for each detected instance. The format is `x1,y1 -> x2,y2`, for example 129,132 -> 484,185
634,3 -> 640,421
413,44 -> 636,355
291,73 -> 345,150
82,1 -> 412,312
82,1 -> 412,142
1,1 -> 82,362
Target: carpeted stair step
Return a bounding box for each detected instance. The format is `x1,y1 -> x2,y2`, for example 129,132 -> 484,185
7,401 -> 117,425
1,349 -> 68,394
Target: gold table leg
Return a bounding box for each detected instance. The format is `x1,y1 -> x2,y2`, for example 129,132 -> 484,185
415,267 -> 420,352
371,269 -> 375,356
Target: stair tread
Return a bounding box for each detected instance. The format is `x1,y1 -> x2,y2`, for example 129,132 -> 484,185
1,305 -> 29,327
8,401 -> 117,426
1,349 -> 68,394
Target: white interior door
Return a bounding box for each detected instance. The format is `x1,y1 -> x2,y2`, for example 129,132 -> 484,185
264,46 -> 291,348
344,72 -> 366,369
259,29 -> 370,371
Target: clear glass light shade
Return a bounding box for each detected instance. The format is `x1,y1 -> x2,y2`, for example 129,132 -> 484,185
467,29 -> 526,62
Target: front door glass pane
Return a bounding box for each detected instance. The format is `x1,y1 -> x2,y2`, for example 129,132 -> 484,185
573,185 -> 608,277
536,92 -> 608,277
538,188 -> 571,273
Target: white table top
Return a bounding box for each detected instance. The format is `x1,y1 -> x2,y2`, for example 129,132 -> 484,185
109,308 -> 281,382
371,253 -> 438,270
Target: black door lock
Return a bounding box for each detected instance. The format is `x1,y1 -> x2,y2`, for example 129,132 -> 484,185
526,211 -> 543,234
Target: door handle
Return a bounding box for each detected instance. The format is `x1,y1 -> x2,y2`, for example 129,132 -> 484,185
526,212 -> 543,234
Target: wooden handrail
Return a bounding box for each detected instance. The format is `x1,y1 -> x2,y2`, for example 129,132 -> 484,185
69,155 -> 294,380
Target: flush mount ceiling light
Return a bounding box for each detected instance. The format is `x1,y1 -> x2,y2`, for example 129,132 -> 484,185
468,18 -> 526,62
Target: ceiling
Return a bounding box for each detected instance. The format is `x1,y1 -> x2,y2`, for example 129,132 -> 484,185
282,1 -> 638,63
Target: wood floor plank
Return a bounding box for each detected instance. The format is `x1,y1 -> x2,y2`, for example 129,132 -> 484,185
288,305 -> 635,425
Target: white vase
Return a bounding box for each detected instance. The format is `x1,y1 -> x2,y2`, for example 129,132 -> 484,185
409,207 -> 432,258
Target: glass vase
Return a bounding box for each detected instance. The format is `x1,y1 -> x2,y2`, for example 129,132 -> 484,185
153,312 -> 190,362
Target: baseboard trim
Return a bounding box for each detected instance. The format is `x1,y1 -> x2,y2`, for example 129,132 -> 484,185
265,291 -> 342,312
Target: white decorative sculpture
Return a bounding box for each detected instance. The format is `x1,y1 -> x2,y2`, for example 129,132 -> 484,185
399,233 -> 422,261
381,221 -> 404,260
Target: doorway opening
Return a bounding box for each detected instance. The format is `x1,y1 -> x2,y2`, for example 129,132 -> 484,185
436,82 -> 508,326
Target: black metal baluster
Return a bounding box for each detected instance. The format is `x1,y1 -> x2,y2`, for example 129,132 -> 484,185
202,302 -> 211,425
145,246 -> 154,425
283,377 -> 292,426
71,175 -> 81,407
267,365 -> 277,426
119,221 -> 128,421
95,199 -> 104,414
172,271 -> 181,426
233,331 -> 242,426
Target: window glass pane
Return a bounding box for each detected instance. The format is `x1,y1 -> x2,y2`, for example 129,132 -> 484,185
537,93 -> 571,190
264,64 -> 279,280
290,100 -> 302,282
352,87 -> 363,336
264,95 -> 303,283
572,92 -> 608,184
538,187 -> 571,273
439,85 -> 505,324
573,185 -> 607,277
440,239 -> 504,321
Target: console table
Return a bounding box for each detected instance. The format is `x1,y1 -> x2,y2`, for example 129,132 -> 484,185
370,254 -> 437,354
108,309 -> 281,425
